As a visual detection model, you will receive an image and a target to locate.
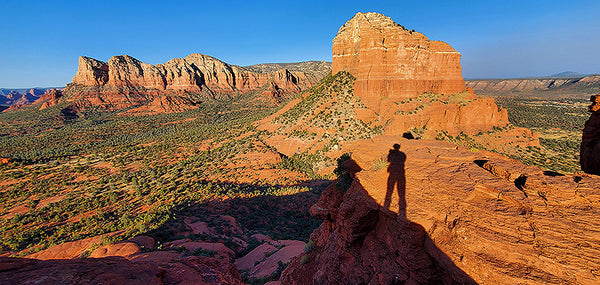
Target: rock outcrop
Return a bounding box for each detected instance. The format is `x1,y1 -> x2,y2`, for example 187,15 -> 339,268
72,53 -> 322,97
13,215 -> 304,284
581,94 -> 600,175
332,12 -> 465,109
327,12 -> 512,137
33,88 -> 62,110
62,53 -> 326,114
281,136 -> 600,284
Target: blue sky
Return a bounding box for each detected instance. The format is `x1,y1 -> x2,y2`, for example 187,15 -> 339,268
1,0 -> 599,87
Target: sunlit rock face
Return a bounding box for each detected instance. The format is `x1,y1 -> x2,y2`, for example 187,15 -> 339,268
330,12 -> 515,138
281,136 -> 600,285
72,53 -> 317,95
332,12 -> 466,112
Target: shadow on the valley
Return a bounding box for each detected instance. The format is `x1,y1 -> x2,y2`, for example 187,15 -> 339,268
144,179 -> 331,244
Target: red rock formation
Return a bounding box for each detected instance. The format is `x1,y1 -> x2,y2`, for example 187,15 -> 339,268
73,56 -> 109,85
327,12 -> 513,137
0,255 -> 243,285
33,88 -> 62,110
581,94 -> 600,175
332,12 -> 465,111
65,53 -> 324,113
72,53 -> 318,96
282,136 -> 600,284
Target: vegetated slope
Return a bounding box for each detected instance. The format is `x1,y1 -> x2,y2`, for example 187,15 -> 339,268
259,71 -> 382,173
243,61 -> 331,78
471,95 -> 590,173
466,75 -> 600,98
0,87 -> 327,259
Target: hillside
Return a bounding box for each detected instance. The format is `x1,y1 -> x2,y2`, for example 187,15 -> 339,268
243,61 -> 331,78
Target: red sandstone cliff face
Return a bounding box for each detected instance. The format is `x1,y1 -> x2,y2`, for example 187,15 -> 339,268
328,12 -> 512,138
66,53 -> 323,113
332,12 -> 465,111
581,95 -> 600,175
32,89 -> 62,110
281,136 -> 600,284
72,53 -> 317,97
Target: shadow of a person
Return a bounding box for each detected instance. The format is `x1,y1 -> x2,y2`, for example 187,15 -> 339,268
384,143 -> 407,220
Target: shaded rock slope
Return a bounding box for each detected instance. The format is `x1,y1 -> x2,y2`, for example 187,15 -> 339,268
581,95 -> 600,175
281,137 -> 600,284
2,215 -> 305,284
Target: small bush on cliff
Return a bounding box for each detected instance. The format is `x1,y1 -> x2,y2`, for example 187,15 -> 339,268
303,239 -> 315,253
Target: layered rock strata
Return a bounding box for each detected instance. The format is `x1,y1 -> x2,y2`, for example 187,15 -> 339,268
33,89 -> 62,110
281,136 -> 600,284
581,94 -> 600,175
64,53 -> 325,113
332,12 -> 466,110
72,54 -> 320,97
329,12 -> 511,137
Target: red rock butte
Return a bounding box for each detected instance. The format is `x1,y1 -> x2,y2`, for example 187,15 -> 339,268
332,12 -> 466,110
72,53 -> 319,96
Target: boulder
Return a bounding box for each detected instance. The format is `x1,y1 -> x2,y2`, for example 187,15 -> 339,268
234,243 -> 278,271
89,242 -> 141,258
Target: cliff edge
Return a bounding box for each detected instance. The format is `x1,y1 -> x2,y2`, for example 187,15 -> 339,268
281,137 -> 600,284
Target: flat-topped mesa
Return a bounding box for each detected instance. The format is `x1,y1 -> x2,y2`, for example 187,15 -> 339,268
72,53 -> 316,96
332,12 -> 466,111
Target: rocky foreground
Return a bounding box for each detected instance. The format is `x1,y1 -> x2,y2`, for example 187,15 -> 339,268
282,137 -> 600,284
1,215 -> 304,284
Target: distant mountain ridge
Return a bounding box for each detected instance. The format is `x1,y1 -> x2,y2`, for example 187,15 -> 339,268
548,71 -> 587,78
466,74 -> 600,98
0,88 -> 60,106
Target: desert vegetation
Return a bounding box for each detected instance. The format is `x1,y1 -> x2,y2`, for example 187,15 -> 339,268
0,88 -> 325,256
